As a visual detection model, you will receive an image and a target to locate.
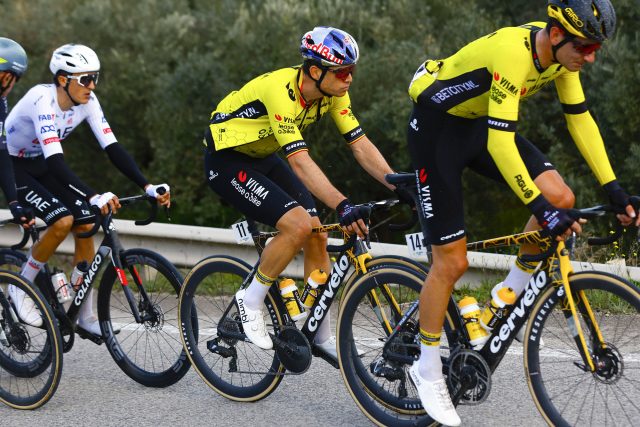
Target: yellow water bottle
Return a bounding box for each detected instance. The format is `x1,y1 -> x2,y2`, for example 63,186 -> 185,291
479,283 -> 517,332
279,278 -> 306,321
300,269 -> 328,309
458,296 -> 489,349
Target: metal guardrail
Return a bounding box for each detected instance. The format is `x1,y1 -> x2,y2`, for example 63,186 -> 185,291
0,210 -> 637,285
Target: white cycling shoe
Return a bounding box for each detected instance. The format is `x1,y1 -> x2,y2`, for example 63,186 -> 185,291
8,284 -> 43,327
409,363 -> 461,426
77,316 -> 102,336
235,289 -> 273,350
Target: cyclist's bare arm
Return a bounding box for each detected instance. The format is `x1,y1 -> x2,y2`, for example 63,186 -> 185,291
287,150 -> 346,209
287,150 -> 367,237
349,136 -> 395,190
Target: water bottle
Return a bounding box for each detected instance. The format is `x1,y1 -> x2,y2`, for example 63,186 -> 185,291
479,283 -> 517,332
51,268 -> 73,303
71,260 -> 90,292
279,278 -> 306,321
300,269 -> 328,309
458,296 -> 489,349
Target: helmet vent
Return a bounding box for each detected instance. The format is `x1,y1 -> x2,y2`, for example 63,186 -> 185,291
330,33 -> 345,47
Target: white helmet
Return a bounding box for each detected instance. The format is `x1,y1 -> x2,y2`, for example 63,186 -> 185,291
49,44 -> 100,75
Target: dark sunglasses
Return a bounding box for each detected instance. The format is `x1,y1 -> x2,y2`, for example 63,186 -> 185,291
328,65 -> 356,81
67,72 -> 100,87
571,39 -> 601,55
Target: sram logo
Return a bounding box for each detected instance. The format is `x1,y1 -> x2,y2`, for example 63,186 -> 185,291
307,255 -> 350,332
489,270 -> 547,353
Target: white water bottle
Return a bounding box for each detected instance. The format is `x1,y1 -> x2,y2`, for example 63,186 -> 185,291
71,261 -> 90,292
51,270 -> 73,303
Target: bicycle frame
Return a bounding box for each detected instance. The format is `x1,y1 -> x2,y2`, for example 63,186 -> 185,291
379,228 -> 605,384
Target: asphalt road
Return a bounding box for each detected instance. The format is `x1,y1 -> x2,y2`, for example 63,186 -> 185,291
1,337 -> 546,427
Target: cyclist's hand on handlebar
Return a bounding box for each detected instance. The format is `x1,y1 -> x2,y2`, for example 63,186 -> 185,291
529,195 -> 583,241
8,201 -> 35,229
336,199 -> 369,239
90,192 -> 121,215
145,183 -> 171,208
603,181 -> 639,227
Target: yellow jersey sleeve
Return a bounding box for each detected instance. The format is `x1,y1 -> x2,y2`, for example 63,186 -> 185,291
329,92 -> 365,144
555,72 -> 616,185
486,42 -> 541,204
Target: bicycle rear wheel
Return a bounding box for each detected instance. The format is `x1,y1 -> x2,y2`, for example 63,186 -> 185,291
98,249 -> 191,387
179,255 -> 285,402
0,271 -> 63,409
337,267 -> 448,427
525,271 -> 640,426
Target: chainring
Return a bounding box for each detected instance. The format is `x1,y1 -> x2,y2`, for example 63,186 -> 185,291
273,327 -> 311,374
446,349 -> 492,405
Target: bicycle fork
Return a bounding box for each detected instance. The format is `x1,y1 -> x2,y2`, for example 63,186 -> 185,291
555,241 -> 603,373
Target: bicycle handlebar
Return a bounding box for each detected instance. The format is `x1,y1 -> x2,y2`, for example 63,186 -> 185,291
76,193 -> 163,239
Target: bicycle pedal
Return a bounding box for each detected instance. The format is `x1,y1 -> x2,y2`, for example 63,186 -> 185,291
76,325 -> 104,345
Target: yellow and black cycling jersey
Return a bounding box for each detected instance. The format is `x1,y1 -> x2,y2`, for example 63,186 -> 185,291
206,66 -> 364,158
409,21 -> 615,204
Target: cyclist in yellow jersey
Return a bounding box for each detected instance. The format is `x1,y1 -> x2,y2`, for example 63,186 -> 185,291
203,27 -> 401,356
405,1 -> 637,425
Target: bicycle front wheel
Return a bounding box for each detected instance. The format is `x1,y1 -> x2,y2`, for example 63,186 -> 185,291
337,267 -> 445,427
525,271 -> 640,426
179,255 -> 285,402
0,271 -> 63,409
97,249 -> 191,388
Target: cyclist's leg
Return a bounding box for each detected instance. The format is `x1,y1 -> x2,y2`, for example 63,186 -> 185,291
406,104 -> 477,426
11,159 -> 74,325
472,134 -> 574,297
265,156 -> 335,347
204,149 -> 313,349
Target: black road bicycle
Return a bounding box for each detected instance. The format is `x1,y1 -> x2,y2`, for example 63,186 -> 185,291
336,173 -> 640,426
0,194 -> 194,388
178,199 -> 428,402
0,219 -> 63,409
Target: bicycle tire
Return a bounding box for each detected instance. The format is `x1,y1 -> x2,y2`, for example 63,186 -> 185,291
525,271 -> 640,426
97,248 -> 192,387
0,271 -> 63,409
337,267 -> 449,426
179,255 -> 286,402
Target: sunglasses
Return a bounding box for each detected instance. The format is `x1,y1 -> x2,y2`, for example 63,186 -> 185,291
328,65 -> 356,81
67,72 -> 100,87
571,39 -> 601,55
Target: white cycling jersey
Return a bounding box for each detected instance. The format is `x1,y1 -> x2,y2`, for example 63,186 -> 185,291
5,84 -> 117,158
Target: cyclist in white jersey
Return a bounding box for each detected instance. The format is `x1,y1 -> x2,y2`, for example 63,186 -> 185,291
5,44 -> 170,331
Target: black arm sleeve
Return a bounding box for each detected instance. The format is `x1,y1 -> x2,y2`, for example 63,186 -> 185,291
45,153 -> 96,200
105,143 -> 148,189
0,148 -> 18,203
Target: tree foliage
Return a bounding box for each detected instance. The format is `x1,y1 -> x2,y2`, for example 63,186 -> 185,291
2,0 -> 638,242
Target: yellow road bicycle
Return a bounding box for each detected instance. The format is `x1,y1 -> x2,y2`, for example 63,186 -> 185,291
337,174 -> 640,426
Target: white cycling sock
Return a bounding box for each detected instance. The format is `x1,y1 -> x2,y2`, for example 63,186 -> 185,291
417,329 -> 443,381
78,288 -> 96,321
502,257 -> 537,297
418,343 -> 443,381
314,309 -> 331,344
243,267 -> 275,311
20,256 -> 46,283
